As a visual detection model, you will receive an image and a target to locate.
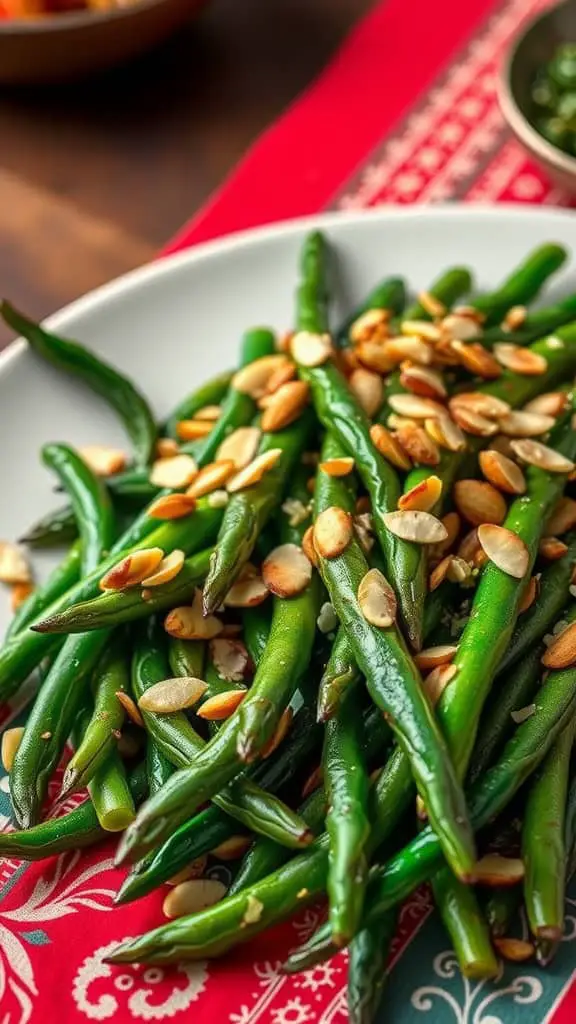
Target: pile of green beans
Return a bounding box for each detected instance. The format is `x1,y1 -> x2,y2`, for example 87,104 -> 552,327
1,230 -> 576,1024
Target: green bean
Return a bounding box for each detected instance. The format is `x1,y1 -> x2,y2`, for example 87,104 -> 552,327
20,503 -> 81,548
89,751 -> 136,832
242,604 -> 272,664
167,637 -> 205,682
336,277 -> 406,347
347,910 -> 398,1024
146,740 -> 174,796
5,541 -> 81,642
402,267 -> 473,321
432,871 -> 499,979
164,370 -> 233,439
317,627 -> 361,721
481,292 -> 576,348
485,886 -> 523,937
470,244 -> 567,326
565,773 -> 576,881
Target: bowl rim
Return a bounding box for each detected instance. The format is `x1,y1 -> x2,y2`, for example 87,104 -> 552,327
0,0 -> 188,35
497,0 -> 576,178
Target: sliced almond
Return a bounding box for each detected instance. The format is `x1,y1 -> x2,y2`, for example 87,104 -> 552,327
155,438 -> 180,459
186,460 -> 236,499
539,536 -> 568,561
398,475 -> 443,513
290,330 -> 333,367
423,663 -> 458,706
493,343 -> 547,375
349,308 -> 390,345
357,568 -> 397,628
0,543 -> 31,585
452,305 -> 486,323
261,708 -> 294,759
545,497 -> 576,536
429,555 -> 452,590
208,490 -> 229,509
79,445 -> 127,477
227,449 -> 282,493
388,393 -> 445,420
356,340 -> 394,375
488,434 -> 515,459
232,354 -> 291,398
302,764 -> 323,798
453,480 -> 507,526
164,589 -> 223,640
475,854 -> 525,886
224,576 -> 270,608
424,415 -> 467,453
141,550 -> 185,588
261,380 -> 310,432
395,422 -> 440,466
418,290 -> 446,318
139,676 -> 208,713
524,392 -> 569,417
510,439 -> 575,474
441,313 -> 482,341
262,543 -> 313,598
493,938 -> 534,963
194,404 -> 222,421
302,525 -> 319,568
447,556 -> 474,584
369,423 -> 412,470
211,835 -> 253,861
450,392 -> 511,419
209,639 -> 250,683
349,368 -> 384,417
313,507 -> 354,559
319,457 -> 355,477
175,420 -> 213,441
499,411 -> 556,438
541,621 -> 576,669
163,879 -> 227,919
451,405 -> 499,438
216,426 -> 261,469
401,319 -> 442,342
518,575 -> 539,614
478,450 -> 526,495
399,365 -> 446,399
457,527 -> 482,564
197,689 -> 247,720
167,856 -> 208,886
100,548 -> 165,591
381,336 -> 434,366
433,337 -> 461,367
451,340 -> 501,379
477,524 -> 529,578
11,581 -> 34,611
387,414 -> 417,431
265,360 -> 298,395
1,726 -> 25,772
430,511 -> 461,563
414,645 -> 458,671
116,692 -> 144,727
150,453 -> 198,489
383,510 -> 448,544
502,305 -> 527,330
147,494 -> 197,520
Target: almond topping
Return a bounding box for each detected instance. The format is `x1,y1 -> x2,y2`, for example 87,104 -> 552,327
11,581 -> 34,611
414,645 -> 458,671
79,445 -> 127,477
302,764 -> 323,798
211,836 -> 253,861
424,415 -> 467,453
524,392 -> 569,417
539,537 -> 568,561
457,527 -> 483,564
163,879 -> 227,919
164,589 -> 223,640
166,856 -> 208,886
510,439 -> 575,474
478,450 -> 526,495
369,424 -> 412,470
261,380 -> 310,432
429,555 -> 453,590
493,343 -> 547,375
545,497 -> 576,536
194,404 -> 222,421
453,480 -> 507,526
450,392 -> 511,419
398,475 -> 443,513
451,341 -> 501,379
261,708 -> 294,759
349,368 -> 384,418
302,525 -> 319,568
1,726 -> 25,772
418,290 -> 446,318
175,420 -> 213,441
186,460 -> 235,498
541,621 -> 576,668
227,449 -> 282,493
224,576 -> 270,608
383,510 -> 448,544
429,512 -> 461,563
313,507 -> 354,559
197,689 -> 247,720
116,692 -> 144,727
155,438 -> 180,459
0,543 -> 32,585
216,426 -> 261,469
141,550 -> 185,588
451,405 -> 499,438
356,340 -> 394,375
357,568 -> 397,628
488,434 -> 515,459
290,330 -> 333,367
503,305 -> 527,330
423,663 -> 458,705
519,575 -> 539,614
150,453 -> 198,489
493,938 -> 534,963
395,422 -> 440,466
147,494 -> 197,520
477,524 -> 529,579
232,354 -> 291,398
265,360 -> 298,394
262,543 -> 313,598
475,854 -> 525,886
447,556 -> 474,583
388,393 -> 445,419
499,411 -> 556,437
319,457 -> 355,477
399,365 -> 446,400
441,313 -> 482,341
381,336 -> 434,366
138,676 -> 208,712
210,639 -> 250,682
100,548 -> 164,591
401,319 -> 442,342
349,308 -> 390,345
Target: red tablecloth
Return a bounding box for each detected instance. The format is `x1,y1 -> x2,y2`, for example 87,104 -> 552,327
2,0 -> 575,1021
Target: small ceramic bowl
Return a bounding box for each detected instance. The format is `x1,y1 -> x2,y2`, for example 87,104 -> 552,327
0,0 -> 206,83
498,0 -> 576,193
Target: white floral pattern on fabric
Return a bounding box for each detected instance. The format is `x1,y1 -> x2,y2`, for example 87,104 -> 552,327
411,951 -> 543,1024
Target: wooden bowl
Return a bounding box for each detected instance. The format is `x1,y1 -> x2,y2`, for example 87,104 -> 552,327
498,0 -> 576,193
0,0 -> 206,83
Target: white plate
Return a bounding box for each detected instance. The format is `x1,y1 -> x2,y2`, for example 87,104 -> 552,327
2,203 -> 576,631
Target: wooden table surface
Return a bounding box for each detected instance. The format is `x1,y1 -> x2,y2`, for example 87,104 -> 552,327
0,0 -> 374,347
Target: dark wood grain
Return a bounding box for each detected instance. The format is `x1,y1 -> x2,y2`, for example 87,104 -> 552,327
0,0 -> 374,346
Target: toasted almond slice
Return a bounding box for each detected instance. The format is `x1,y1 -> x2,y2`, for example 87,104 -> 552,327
399,365 -> 447,399
545,497 -> 576,536
381,335 -> 434,366
356,340 -> 395,374
211,835 -> 252,861
79,445 -> 127,477
457,527 -> 482,564
314,507 -> 354,559
167,856 -> 208,885
100,548 -> 164,591
493,938 -> 534,963
447,556 -> 474,584
175,419 -> 213,441
232,354 -> 291,398
433,337 -> 461,367
227,449 -> 283,493
210,638 -> 250,682
429,555 -> 453,591
349,307 -> 390,345
155,438 -> 180,459
424,663 -> 458,705
1,726 -> 25,772
261,708 -> 294,759
453,480 -> 507,527
11,581 -> 34,611
354,513 -> 374,554
290,330 -> 333,367
208,489 -> 229,509
147,494 -> 197,520
357,568 -> 397,628
387,414 -> 417,431
369,423 -> 412,470
541,621 -> 576,668
262,543 -> 313,598
141,550 -> 185,587
452,305 -> 486,323
475,854 -> 525,886
164,589 -> 223,640
194,404 -> 222,421
488,434 -> 515,459
450,392 -> 511,419
388,393 -> 446,419
540,536 -> 569,561
216,426 -> 261,469
116,691 -> 144,727
319,457 -> 355,477
451,405 -> 499,437
349,368 -> 384,418
477,524 -> 529,578
499,411 -> 556,438
395,422 -> 440,466
429,512 -> 461,564
265,360 -> 298,395
383,510 -> 448,544
401,319 -> 442,342
502,305 -> 527,330
441,313 -> 482,341
493,343 -> 547,375
414,645 -> 458,671
524,391 -> 569,417
511,438 -> 575,473
150,453 -> 198,489
224,576 -> 270,608
425,415 -> 467,453
0,543 -> 32,585
519,575 -> 539,614
186,460 -> 236,499
197,689 -> 247,720
418,290 -> 446,318
302,525 -> 319,568
261,380 -> 310,432
478,450 -> 526,495
302,764 -> 323,798
139,676 -> 208,712
163,879 -> 227,919
398,475 -> 443,513
451,340 -> 501,379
